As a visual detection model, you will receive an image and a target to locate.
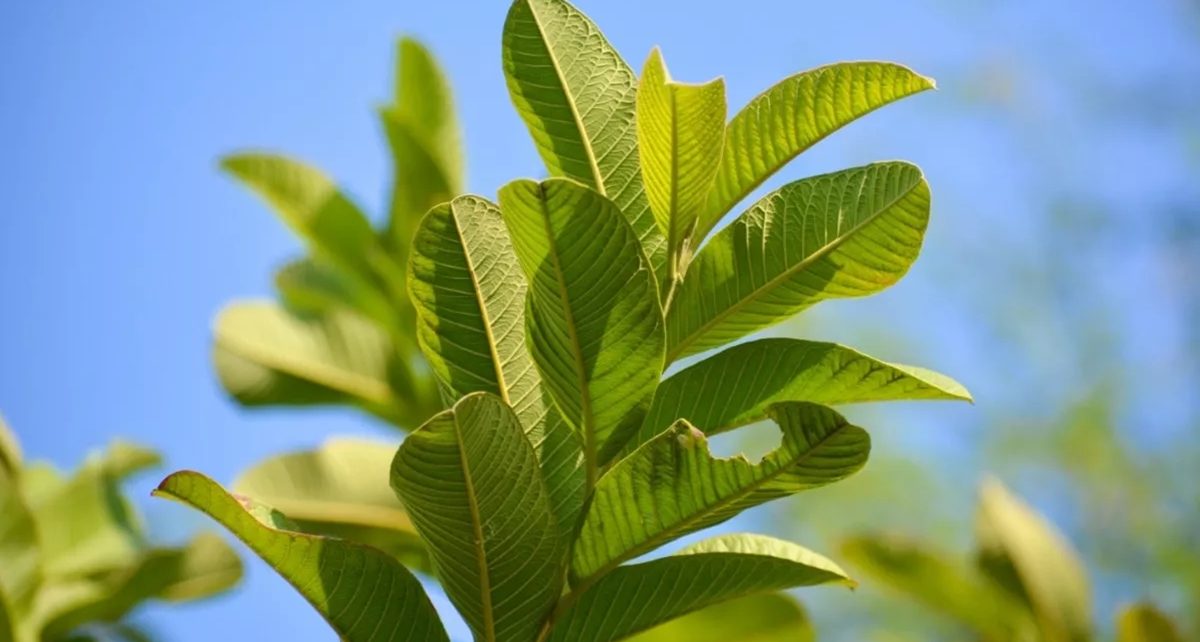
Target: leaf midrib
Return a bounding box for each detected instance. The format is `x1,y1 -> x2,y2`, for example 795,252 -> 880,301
577,416 -> 853,583
450,203 -> 512,406
666,81 -> 682,275
452,411 -> 496,642
535,185 -> 598,487
668,174 -> 920,361
524,0 -> 606,194
702,64 -> 933,233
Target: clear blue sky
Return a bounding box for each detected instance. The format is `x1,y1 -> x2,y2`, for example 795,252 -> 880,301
1,1 -> 1196,640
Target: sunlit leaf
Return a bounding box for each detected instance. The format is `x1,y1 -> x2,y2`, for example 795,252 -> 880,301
274,257 -> 399,330
381,37 -> 463,255
154,471 -> 448,641
697,62 -> 935,240
976,479 -> 1091,642
408,195 -> 584,537
233,438 -> 428,572
0,467 -> 38,616
499,178 -> 664,470
391,393 -> 563,642
502,0 -> 666,279
632,338 -> 970,448
550,534 -> 851,642
212,301 -> 437,427
28,458 -> 142,580
1116,603 -> 1185,642
35,534 -> 242,640
0,415 -> 20,476
573,403 -> 868,580
668,161 -> 931,361
841,534 -> 1033,640
636,47 -> 725,281
220,153 -> 400,302
627,592 -> 814,642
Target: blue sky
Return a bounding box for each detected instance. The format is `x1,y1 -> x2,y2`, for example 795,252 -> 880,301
2,1 -> 1196,640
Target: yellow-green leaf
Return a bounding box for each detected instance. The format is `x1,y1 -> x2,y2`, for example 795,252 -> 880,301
549,534 -> 851,642
220,153 -> 397,299
628,593 -> 814,642
212,301 -> 437,427
636,48 -> 726,280
633,338 -> 970,449
381,37 -> 463,255
667,161 -> 930,361
233,438 -> 428,572
976,479 -> 1092,642
697,62 -> 935,240
1116,603 -> 1185,642
572,403 -> 868,581
154,471 -> 447,641
840,534 -> 1033,640
502,0 -> 667,280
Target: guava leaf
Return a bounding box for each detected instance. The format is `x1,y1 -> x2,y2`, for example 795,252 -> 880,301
391,393 -> 563,642
549,534 -> 852,642
498,178 -> 664,468
408,195 -> 584,537
502,0 -> 666,279
668,162 -> 930,361
572,403 -> 868,580
154,471 -> 447,642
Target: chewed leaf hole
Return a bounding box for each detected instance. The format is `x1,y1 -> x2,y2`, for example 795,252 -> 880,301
704,420 -> 781,463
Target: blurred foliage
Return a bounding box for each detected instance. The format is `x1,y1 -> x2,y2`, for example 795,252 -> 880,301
762,0 -> 1200,638
210,36 -> 462,432
0,416 -> 240,642
843,479 -> 1186,642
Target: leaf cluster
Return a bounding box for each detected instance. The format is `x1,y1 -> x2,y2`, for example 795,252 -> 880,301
158,1 -> 975,640
0,418 -> 241,642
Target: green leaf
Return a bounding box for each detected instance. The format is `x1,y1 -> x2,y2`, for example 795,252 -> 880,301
627,593 -> 814,642
154,471 -> 448,642
636,48 -> 726,281
572,403 -> 868,581
381,37 -> 463,255
0,465 -> 38,614
220,153 -> 398,298
0,587 -> 14,642
502,0 -> 666,279
232,438 -> 429,572
391,393 -> 563,642
36,534 -> 243,639
98,441 -> 162,481
0,415 -> 20,476
498,178 -> 665,473
975,478 -> 1092,642
633,338 -> 970,448
1116,603 -> 1185,642
667,161 -> 931,361
549,534 -> 851,642
275,257 -> 399,330
29,458 -> 143,580
697,62 -> 935,240
840,534 -> 1033,640
212,301 -> 437,427
153,532 -> 244,602
408,195 -> 584,537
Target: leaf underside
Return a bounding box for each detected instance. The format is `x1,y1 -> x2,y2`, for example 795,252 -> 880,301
155,471 -> 447,642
